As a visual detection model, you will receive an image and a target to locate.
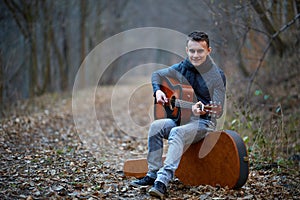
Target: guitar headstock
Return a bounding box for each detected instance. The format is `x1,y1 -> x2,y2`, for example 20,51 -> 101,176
203,101 -> 222,118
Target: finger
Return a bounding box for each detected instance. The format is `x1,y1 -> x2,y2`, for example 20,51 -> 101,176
157,97 -> 164,104
200,110 -> 206,115
197,102 -> 204,111
196,102 -> 203,110
159,99 -> 165,104
163,97 -> 168,103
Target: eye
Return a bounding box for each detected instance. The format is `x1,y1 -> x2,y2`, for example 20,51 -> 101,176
188,49 -> 204,54
189,49 -> 195,54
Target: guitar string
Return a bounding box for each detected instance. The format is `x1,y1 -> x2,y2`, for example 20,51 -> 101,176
174,99 -> 218,113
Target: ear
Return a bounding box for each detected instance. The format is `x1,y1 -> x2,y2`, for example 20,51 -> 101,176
186,46 -> 189,55
207,47 -> 212,54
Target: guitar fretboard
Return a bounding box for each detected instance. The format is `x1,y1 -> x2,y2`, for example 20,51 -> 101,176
174,99 -> 221,116
174,99 -> 194,109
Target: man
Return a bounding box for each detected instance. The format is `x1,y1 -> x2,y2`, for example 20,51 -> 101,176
130,31 -> 226,199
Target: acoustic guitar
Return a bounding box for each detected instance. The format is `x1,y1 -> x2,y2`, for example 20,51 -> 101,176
153,76 -> 222,125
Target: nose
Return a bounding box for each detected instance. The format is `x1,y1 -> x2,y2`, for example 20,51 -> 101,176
193,51 -> 200,57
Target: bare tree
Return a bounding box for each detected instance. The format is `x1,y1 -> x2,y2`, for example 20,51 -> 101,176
40,0 -> 52,94
60,4 -> 70,91
0,51 -> 3,117
246,12 -> 300,101
99,1 -> 129,85
250,0 -> 287,55
3,0 -> 39,97
49,4 -> 68,92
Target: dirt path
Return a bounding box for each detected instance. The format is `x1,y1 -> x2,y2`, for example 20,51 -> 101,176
0,80 -> 299,199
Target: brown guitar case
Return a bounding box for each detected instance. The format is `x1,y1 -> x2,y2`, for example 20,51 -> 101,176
123,130 -> 249,189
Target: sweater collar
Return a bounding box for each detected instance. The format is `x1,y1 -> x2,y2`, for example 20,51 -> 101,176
184,56 -> 213,74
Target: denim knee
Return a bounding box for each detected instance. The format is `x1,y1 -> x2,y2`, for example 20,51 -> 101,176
168,127 -> 185,144
148,119 -> 175,138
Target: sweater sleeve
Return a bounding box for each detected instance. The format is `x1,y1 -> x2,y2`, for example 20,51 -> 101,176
212,69 -> 226,118
151,64 -> 182,96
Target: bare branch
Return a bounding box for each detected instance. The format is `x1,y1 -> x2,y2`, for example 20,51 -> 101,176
3,0 -> 29,38
250,0 -> 286,54
245,13 -> 300,104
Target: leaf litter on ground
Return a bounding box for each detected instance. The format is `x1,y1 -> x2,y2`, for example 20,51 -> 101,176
0,83 -> 299,199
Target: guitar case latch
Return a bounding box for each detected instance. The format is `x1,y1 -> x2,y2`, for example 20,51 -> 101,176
243,156 -> 249,162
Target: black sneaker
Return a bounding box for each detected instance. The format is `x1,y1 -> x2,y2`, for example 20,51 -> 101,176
149,181 -> 166,199
130,176 -> 155,187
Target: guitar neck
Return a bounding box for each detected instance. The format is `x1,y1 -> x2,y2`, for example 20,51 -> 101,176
175,99 -> 221,116
175,99 -> 194,109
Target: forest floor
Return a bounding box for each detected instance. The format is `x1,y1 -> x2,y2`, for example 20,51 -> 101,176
0,79 -> 299,200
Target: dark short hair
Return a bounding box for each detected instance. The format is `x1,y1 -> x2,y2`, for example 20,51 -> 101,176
187,31 -> 209,48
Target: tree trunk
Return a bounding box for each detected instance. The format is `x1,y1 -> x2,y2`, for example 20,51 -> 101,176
79,0 -> 87,87
49,22 -> 66,91
42,30 -> 51,94
250,0 -> 285,55
27,2 -> 39,97
0,52 -> 3,117
28,33 -> 39,96
293,0 -> 300,27
4,0 -> 40,96
40,1 -> 51,94
60,13 -> 69,91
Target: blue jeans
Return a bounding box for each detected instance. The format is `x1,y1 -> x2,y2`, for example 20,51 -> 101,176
146,117 -> 215,186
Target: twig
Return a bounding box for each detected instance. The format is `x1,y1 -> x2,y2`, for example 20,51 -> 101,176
245,13 -> 300,105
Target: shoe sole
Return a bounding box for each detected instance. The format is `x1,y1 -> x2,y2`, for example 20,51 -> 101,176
130,182 -> 152,188
149,187 -> 164,199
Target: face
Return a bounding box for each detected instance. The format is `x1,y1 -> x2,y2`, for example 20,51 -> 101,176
186,40 -> 211,67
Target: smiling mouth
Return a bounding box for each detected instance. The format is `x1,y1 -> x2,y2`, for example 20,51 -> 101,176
192,59 -> 201,62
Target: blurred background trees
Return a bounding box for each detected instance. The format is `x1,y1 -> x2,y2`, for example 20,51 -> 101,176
1,0 -> 299,103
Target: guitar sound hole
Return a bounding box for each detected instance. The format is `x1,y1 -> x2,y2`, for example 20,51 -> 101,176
170,96 -> 176,110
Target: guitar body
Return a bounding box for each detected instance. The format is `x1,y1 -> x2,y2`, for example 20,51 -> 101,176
154,76 -> 195,124
124,130 -> 249,189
